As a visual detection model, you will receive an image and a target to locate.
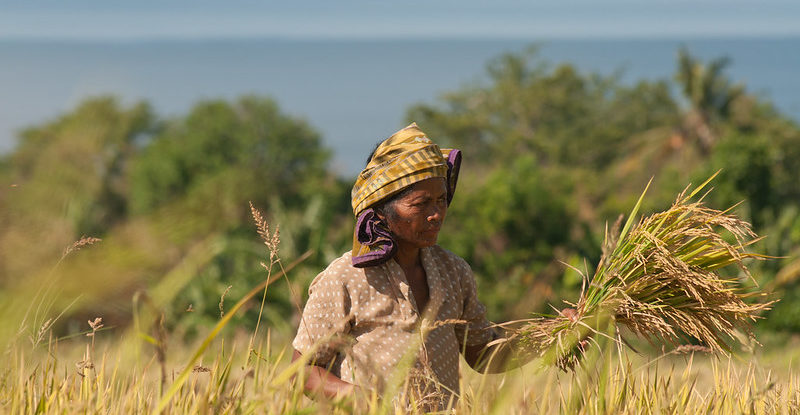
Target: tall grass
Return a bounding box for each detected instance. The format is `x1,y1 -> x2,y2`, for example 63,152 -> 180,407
2,330 -> 799,414
1,191 -> 790,414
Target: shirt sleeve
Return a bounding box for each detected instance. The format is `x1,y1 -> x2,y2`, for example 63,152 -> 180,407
453,259 -> 495,348
291,267 -> 353,367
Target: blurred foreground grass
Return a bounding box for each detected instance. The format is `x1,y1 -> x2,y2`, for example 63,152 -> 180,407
1,229 -> 797,414
1,186 -> 795,414
3,326 -> 799,414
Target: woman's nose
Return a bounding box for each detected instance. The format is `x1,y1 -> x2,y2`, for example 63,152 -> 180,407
427,205 -> 444,222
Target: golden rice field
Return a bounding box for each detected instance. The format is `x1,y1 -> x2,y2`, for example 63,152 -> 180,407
3,191 -> 797,414
2,326 -> 800,414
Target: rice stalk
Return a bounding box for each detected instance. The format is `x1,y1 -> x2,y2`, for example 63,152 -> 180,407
516,174 -> 775,369
152,249 -> 312,414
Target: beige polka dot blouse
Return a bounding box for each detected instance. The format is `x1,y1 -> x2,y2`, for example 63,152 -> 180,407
292,245 -> 494,399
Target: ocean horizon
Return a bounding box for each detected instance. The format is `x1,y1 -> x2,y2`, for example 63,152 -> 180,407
2,36 -> 798,176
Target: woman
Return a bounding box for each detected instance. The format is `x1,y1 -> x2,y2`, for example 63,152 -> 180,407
291,123 -> 548,409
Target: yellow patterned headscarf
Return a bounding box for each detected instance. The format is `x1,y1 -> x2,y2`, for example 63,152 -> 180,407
350,123 -> 461,267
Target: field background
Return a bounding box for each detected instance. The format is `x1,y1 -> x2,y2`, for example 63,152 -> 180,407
3,4 -> 800,413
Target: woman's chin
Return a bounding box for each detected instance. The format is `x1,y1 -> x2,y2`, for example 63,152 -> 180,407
418,234 -> 440,247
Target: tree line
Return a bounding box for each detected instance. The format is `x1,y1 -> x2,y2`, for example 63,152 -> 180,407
1,47 -> 798,338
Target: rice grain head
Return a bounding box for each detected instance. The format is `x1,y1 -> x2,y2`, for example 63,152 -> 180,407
516,176 -> 774,368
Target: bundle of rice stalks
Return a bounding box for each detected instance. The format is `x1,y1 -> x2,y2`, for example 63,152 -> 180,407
516,174 -> 774,370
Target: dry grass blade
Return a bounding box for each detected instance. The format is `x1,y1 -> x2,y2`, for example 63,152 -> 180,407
515,175 -> 774,369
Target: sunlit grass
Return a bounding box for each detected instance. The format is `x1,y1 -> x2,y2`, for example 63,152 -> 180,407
1,191 -> 792,414
2,329 -> 799,414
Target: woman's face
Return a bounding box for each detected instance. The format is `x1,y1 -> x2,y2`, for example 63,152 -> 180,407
381,177 -> 448,250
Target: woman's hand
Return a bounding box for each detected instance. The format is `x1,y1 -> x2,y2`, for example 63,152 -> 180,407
292,350 -> 358,400
561,307 -> 579,322
556,308 -> 591,371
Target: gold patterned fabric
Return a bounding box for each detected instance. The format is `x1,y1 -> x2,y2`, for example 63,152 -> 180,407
292,246 -> 494,410
350,123 -> 460,263
351,123 -> 448,216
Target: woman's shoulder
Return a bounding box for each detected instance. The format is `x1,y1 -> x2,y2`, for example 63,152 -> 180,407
428,245 -> 472,274
309,251 -> 365,289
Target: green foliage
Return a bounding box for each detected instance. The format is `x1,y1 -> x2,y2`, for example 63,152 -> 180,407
675,47 -> 744,120
0,97 -> 153,279
700,133 -> 777,227
2,45 -> 800,338
439,157 -> 579,316
409,46 -> 800,328
0,95 -> 352,338
409,50 -> 689,318
444,158 -> 573,271
124,96 -> 350,333
408,48 -> 679,170
129,96 -> 330,215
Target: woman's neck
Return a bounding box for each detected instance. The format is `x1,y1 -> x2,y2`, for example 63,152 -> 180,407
393,243 -> 421,270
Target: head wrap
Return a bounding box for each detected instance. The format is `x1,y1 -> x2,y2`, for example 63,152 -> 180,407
351,123 -> 461,267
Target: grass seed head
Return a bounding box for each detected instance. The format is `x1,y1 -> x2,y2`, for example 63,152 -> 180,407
62,236 -> 101,258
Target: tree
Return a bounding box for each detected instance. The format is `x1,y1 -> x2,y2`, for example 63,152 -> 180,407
408,48 -> 679,171
129,96 -> 331,215
674,47 -> 744,154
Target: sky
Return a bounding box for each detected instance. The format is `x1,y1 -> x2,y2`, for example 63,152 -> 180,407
2,0 -> 800,40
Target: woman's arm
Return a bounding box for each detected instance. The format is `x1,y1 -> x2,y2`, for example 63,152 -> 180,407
292,349 -> 359,399
463,336 -> 531,374
463,308 -> 580,373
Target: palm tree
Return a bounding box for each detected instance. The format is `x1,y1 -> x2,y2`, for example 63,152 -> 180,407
674,47 -> 744,155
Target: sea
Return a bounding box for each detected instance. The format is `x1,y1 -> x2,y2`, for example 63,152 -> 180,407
1,37 -> 798,176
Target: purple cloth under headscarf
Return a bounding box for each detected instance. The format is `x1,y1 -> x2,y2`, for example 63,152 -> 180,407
350,208 -> 396,268
351,149 -> 461,268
